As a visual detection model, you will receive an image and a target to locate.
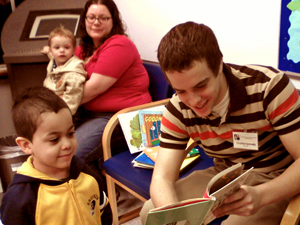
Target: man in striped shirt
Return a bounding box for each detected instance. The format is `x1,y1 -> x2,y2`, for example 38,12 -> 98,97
140,22 -> 300,224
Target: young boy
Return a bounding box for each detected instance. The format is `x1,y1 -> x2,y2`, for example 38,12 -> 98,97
42,25 -> 87,115
0,87 -> 112,225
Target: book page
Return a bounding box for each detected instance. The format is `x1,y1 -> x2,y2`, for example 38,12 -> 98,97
166,220 -> 187,225
145,198 -> 215,225
206,163 -> 244,195
203,164 -> 253,224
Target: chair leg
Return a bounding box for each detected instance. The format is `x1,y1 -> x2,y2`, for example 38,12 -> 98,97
119,207 -> 142,224
280,193 -> 300,225
106,175 -> 119,225
105,174 -> 146,225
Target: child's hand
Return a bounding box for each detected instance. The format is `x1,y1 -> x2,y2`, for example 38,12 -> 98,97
41,46 -> 50,54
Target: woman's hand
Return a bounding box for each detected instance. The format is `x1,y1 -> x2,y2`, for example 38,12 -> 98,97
213,185 -> 263,218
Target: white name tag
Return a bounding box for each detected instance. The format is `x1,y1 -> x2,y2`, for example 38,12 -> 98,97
233,131 -> 258,150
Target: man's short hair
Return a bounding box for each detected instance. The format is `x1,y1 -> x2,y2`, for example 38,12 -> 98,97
157,22 -> 223,76
12,87 -> 70,141
48,25 -> 76,47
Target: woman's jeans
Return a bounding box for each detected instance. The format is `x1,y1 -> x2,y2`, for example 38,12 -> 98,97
75,111 -> 127,170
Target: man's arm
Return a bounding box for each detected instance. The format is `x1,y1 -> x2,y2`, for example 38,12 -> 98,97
150,147 -> 187,207
214,128 -> 300,217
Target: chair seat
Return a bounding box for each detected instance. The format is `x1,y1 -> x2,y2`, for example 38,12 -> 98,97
104,149 -> 153,199
103,146 -> 215,200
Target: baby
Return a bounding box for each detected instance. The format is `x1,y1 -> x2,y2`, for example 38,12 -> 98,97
42,25 -> 87,115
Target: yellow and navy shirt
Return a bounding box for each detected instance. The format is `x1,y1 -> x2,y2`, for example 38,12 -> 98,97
0,156 -> 112,225
160,63 -> 300,172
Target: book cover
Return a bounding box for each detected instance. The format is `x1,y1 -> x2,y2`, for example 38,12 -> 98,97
145,197 -> 215,225
138,110 -> 163,147
135,146 -> 200,172
118,105 -> 166,154
142,146 -> 159,162
132,152 -> 155,169
143,146 -> 200,162
118,111 -> 145,154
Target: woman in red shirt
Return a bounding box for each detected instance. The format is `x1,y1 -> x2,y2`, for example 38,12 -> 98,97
75,0 -> 151,173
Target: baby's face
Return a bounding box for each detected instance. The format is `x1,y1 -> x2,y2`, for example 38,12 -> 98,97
50,35 -> 75,66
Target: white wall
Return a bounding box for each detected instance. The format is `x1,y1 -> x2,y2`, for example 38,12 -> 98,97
114,0 -> 282,68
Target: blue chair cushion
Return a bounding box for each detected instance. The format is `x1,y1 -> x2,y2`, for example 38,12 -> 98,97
143,61 -> 173,101
104,146 -> 215,200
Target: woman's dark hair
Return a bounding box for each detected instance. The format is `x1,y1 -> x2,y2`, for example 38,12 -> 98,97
79,0 -> 127,59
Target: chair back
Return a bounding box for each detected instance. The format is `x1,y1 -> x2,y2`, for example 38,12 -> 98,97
143,60 -> 173,101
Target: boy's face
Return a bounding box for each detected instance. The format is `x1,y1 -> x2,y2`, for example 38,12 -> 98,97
166,60 -> 228,118
27,108 -> 77,179
50,35 -> 75,67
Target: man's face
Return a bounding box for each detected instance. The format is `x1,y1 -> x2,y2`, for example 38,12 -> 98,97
166,60 -> 227,118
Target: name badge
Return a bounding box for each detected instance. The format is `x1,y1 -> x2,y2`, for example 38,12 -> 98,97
233,131 -> 258,150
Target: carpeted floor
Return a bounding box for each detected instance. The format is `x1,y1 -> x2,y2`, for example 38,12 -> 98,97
117,185 -> 143,225
121,217 -> 142,225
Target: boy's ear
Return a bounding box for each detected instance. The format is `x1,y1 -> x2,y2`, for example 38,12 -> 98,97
15,137 -> 33,154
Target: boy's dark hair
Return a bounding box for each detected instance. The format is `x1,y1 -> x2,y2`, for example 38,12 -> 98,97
12,87 -> 70,142
157,22 -> 223,76
78,0 -> 127,59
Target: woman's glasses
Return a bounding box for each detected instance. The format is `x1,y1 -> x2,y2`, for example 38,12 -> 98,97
86,16 -> 112,24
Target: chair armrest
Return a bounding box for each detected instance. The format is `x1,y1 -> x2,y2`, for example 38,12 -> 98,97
280,193 -> 300,225
102,99 -> 170,161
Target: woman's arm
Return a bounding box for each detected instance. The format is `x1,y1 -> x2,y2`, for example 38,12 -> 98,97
79,36 -> 138,104
80,72 -> 117,104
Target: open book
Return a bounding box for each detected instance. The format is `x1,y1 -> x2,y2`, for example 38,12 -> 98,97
145,163 -> 253,225
145,198 -> 215,225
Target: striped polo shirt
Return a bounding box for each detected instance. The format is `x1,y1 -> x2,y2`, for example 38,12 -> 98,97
160,63 -> 300,172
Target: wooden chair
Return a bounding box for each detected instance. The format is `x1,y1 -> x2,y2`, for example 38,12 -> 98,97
102,99 -> 224,225
103,99 -> 169,224
102,61 -> 300,225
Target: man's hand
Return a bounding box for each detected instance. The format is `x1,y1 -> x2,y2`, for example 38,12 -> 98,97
213,185 -> 263,218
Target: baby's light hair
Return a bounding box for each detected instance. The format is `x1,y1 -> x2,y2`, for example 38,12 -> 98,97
48,24 -> 76,47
